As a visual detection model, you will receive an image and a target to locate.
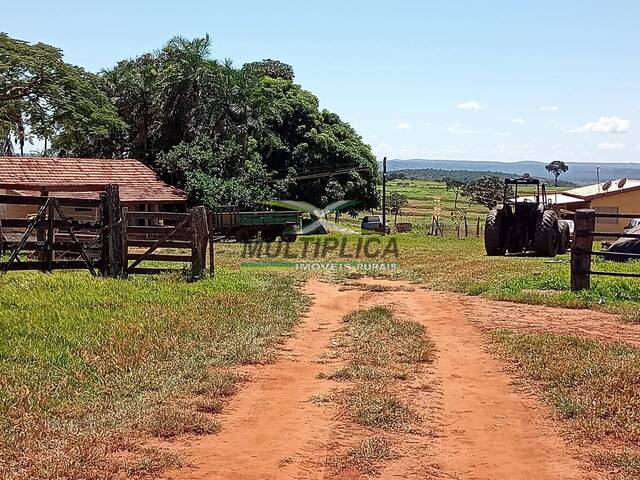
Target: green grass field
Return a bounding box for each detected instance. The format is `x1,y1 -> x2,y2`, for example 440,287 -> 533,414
1,179 -> 639,478
0,269 -> 306,479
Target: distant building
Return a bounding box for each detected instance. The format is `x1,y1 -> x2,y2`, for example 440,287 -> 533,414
549,179 -> 640,233
0,156 -> 187,222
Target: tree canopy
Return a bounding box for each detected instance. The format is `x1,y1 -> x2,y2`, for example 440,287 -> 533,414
0,33 -> 125,155
1,34 -> 378,211
95,35 -> 378,209
545,160 -> 569,187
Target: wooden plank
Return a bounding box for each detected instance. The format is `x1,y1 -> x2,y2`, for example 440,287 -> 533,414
102,185 -> 124,278
128,225 -> 192,235
571,209 -> 596,291
191,206 -> 208,278
126,211 -> 191,221
2,241 -> 99,252
128,215 -> 192,270
589,270 -> 640,278
0,195 -> 101,208
127,253 -> 192,262
1,218 -> 102,229
121,207 -> 129,277
127,267 -> 180,275
127,239 -> 192,249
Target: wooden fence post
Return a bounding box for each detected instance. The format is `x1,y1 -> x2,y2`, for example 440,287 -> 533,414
476,216 -> 481,237
571,209 -> 596,291
102,184 -> 123,278
46,199 -> 55,272
191,206 -> 208,278
121,207 -> 129,278
207,210 -> 215,277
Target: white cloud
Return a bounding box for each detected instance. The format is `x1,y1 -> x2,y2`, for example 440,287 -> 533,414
393,122 -> 411,130
492,131 -> 511,137
571,116 -> 630,134
424,122 -> 432,127
457,100 -> 485,110
598,141 -> 627,150
512,117 -> 527,124
442,123 -> 478,134
539,105 -> 560,111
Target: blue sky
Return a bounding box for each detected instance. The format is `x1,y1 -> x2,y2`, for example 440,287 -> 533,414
5,0 -> 639,163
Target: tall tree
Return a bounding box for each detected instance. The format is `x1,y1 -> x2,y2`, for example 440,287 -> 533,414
98,36 -> 378,210
386,192 -> 408,227
545,160 -> 569,187
444,177 -> 467,209
0,33 -> 125,155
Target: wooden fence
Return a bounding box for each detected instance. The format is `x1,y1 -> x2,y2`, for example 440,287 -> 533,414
570,208 -> 640,290
0,185 -> 118,275
122,206 -> 208,277
1,184 -> 210,279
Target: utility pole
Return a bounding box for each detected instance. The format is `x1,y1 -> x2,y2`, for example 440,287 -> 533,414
381,156 -> 387,234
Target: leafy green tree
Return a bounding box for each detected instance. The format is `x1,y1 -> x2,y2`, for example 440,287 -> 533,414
463,175 -> 505,209
242,59 -> 294,81
444,177 -> 467,209
386,192 -> 409,227
545,160 -> 569,187
97,36 -> 378,210
0,33 -> 125,155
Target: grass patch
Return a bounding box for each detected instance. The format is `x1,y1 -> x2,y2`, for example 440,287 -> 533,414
321,307 -> 429,435
592,449 -> 640,480
0,269 -> 306,479
144,407 -> 220,439
345,306 -> 435,369
339,384 -> 414,430
491,329 -> 640,478
327,437 -> 394,475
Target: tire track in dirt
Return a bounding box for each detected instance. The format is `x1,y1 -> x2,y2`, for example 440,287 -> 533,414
165,280 -> 361,479
161,279 -> 631,479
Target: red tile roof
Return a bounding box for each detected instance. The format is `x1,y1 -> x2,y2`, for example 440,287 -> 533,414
0,157 -> 186,204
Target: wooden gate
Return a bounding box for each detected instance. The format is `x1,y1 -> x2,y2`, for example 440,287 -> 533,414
0,185 -> 119,275
122,206 -> 208,277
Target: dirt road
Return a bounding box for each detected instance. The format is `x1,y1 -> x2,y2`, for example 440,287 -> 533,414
166,279 -> 638,479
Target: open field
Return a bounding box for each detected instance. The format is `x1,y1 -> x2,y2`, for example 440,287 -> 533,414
0,270 -> 306,479
2,180 -> 640,479
214,232 -> 640,322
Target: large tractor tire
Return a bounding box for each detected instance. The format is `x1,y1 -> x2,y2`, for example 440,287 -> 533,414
484,209 -> 506,256
557,220 -> 571,254
535,210 -> 559,257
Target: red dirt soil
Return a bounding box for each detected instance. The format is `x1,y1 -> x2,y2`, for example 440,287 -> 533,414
163,279 -> 637,479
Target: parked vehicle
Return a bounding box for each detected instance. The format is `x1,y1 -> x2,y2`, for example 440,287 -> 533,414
484,177 -> 563,257
361,215 -> 390,234
211,206 -> 301,243
624,218 -> 640,233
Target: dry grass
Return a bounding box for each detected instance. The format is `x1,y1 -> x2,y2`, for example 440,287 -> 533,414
0,270 -> 306,479
339,384 -> 415,431
491,329 -> 640,478
327,437 -> 394,475
144,407 -> 220,439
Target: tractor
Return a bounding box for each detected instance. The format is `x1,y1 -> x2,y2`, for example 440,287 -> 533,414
484,177 -> 569,257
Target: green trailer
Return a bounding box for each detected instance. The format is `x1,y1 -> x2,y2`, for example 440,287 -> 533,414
211,206 -> 301,243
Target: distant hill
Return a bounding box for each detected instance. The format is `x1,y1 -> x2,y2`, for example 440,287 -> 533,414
386,167 -> 574,186
381,159 -> 640,185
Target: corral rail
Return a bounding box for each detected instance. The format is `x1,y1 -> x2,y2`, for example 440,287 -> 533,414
570,208 -> 640,290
